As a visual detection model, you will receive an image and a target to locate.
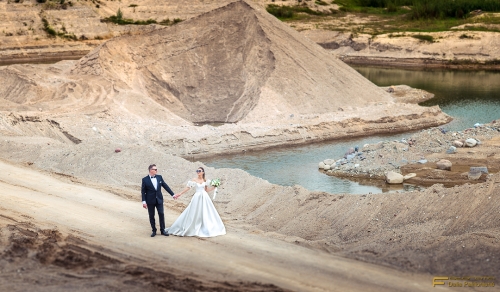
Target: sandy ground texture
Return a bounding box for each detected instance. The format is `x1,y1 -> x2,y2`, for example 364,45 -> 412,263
301,29 -> 500,69
0,1 -> 498,291
2,0 -> 500,69
0,159 -> 447,292
0,142 -> 499,290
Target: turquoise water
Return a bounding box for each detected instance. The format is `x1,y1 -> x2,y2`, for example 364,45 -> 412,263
201,67 -> 500,194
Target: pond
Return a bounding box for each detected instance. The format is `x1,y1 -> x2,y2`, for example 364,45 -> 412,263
201,67 -> 500,194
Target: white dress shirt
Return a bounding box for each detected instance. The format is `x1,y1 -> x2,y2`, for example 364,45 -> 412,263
142,176 -> 158,204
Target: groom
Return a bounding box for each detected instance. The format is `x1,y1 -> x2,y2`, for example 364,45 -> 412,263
141,164 -> 175,237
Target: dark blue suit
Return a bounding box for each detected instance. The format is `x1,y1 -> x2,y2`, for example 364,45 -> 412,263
141,175 -> 175,233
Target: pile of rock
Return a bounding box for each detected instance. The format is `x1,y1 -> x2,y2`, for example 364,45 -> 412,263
318,121 -> 500,183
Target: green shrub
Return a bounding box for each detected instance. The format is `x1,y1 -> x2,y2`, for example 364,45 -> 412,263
116,8 -> 123,20
412,34 -> 434,42
340,0 -> 500,19
410,0 -> 500,20
103,9 -> 175,26
266,4 -> 326,19
42,18 -> 57,36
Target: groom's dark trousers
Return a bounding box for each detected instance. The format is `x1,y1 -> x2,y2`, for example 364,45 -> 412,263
141,175 -> 175,233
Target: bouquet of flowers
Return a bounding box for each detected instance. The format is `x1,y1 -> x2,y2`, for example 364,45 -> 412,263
210,178 -> 221,199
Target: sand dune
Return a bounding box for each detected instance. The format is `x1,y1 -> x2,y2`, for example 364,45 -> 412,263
0,160 -> 438,291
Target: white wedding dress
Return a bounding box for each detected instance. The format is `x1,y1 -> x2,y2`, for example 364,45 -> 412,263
167,180 -> 226,237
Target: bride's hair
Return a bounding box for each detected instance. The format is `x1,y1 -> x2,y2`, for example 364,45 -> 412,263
198,167 -> 206,181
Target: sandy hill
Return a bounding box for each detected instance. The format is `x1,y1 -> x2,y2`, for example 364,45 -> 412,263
0,0 -> 450,158
69,0 -> 392,123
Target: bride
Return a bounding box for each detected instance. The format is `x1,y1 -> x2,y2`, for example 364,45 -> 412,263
167,167 -> 226,237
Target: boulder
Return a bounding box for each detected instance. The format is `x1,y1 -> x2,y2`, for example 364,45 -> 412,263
470,166 -> 488,174
386,171 -> 404,184
318,161 -> 325,169
468,170 -> 482,180
323,159 -> 335,165
436,159 -> 452,171
453,140 -> 464,147
465,138 -> 477,147
403,173 -> 416,180
323,164 -> 331,170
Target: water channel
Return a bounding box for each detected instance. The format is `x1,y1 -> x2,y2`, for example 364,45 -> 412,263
202,67 -> 500,194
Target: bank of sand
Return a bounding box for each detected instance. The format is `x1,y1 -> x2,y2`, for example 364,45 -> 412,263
0,160 -> 444,292
1,141 -> 499,291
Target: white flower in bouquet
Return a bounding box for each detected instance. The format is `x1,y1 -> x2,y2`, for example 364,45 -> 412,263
210,178 -> 221,199
210,178 -> 221,188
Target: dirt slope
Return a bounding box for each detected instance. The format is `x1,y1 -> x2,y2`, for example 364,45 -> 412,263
0,160 -> 438,292
70,0 -> 393,123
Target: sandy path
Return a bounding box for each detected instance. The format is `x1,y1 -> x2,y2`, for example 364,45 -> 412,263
0,160 -> 450,291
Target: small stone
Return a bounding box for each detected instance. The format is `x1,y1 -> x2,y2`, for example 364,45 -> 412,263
436,159 -> 452,171
468,170 -> 482,180
115,148 -> 121,153
403,173 -> 416,180
465,138 -> 477,147
346,154 -> 356,161
446,146 -> 457,154
386,171 -> 404,184
470,166 -> 488,174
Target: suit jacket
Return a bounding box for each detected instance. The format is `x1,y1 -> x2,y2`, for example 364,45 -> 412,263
141,175 -> 175,205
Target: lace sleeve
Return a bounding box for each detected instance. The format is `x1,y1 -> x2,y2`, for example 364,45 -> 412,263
186,181 -> 196,188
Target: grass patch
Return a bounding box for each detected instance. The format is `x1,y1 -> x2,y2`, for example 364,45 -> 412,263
266,4 -> 327,20
269,0 -> 500,35
315,0 -> 329,6
41,17 -> 77,40
411,34 -> 434,42
102,9 -> 183,26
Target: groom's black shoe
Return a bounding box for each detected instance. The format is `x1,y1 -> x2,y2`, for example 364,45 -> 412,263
161,230 -> 169,236
151,232 -> 156,237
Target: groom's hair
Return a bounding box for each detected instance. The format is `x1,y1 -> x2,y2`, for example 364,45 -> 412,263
148,164 -> 156,171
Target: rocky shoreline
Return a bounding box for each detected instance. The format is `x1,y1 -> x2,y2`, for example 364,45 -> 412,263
319,120 -> 500,187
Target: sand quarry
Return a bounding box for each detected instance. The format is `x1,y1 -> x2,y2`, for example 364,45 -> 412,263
0,1 -> 498,291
